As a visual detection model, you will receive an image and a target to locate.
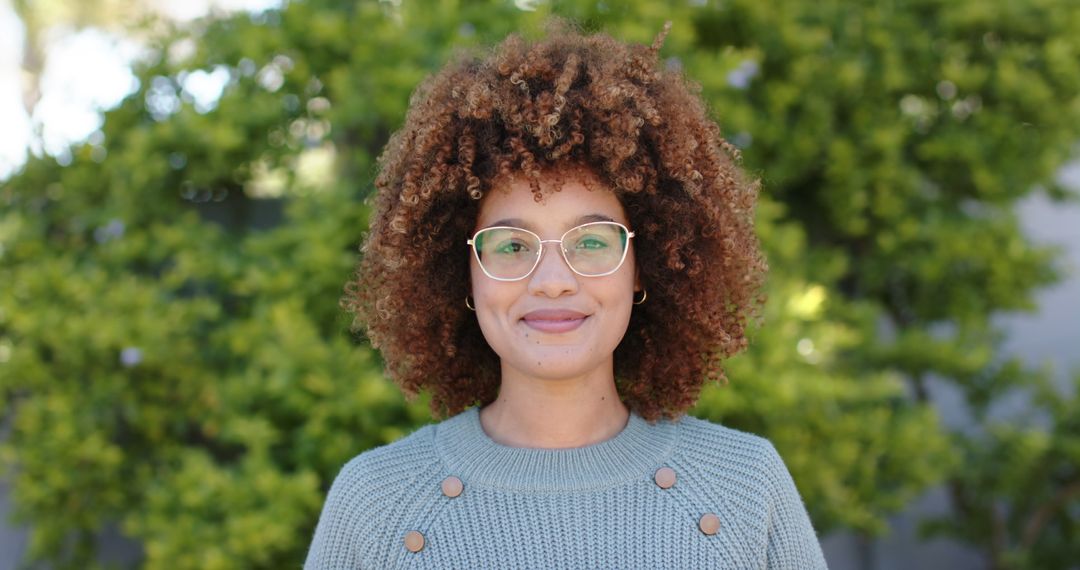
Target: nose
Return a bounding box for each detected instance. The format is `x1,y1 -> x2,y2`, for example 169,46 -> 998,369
527,240 -> 579,297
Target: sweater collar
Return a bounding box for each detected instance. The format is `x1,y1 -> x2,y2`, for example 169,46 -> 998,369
434,406 -> 679,492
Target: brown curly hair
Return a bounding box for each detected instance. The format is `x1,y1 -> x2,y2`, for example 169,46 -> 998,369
341,19 -> 767,422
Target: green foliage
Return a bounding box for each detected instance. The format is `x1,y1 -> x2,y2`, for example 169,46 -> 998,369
695,196 -> 955,534
1,0 -> 1078,568
675,1 -> 1080,566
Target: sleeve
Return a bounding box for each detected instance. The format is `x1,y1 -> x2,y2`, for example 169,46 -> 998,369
303,460 -> 364,570
760,440 -> 829,570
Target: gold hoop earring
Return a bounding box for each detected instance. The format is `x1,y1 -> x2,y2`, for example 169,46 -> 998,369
465,295 -> 476,311
633,289 -> 647,305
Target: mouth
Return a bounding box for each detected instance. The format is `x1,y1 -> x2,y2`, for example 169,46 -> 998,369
520,310 -> 589,334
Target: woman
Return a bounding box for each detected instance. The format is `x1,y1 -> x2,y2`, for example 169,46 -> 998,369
306,19 -> 828,569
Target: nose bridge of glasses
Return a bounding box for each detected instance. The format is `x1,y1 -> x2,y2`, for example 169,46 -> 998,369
534,238 -> 572,270
518,238 -> 570,285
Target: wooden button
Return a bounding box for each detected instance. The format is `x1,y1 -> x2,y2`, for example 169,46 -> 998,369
654,467 -> 677,489
441,476 -> 464,498
404,530 -> 425,552
698,513 -> 721,535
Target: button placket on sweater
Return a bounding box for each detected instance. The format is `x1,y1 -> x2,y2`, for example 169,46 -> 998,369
411,409 -> 696,558
654,465 -> 722,537
404,475 -> 467,554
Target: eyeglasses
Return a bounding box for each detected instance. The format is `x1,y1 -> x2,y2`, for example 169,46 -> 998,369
467,221 -> 635,281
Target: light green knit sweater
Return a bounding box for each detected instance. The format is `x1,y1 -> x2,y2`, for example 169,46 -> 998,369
304,406 -> 828,569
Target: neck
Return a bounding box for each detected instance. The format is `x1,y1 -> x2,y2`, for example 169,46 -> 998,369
479,362 -> 630,449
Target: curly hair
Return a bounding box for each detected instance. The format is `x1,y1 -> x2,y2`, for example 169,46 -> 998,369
341,19 -> 767,422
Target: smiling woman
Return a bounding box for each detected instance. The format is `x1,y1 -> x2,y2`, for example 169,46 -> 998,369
307,18 -> 828,569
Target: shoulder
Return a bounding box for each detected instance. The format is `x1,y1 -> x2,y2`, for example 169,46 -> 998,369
672,414 -> 794,497
338,423 -> 440,478
675,414 -> 781,465
320,423 -> 443,526
305,423 -> 446,568
329,422 -> 441,490
671,416 -> 827,568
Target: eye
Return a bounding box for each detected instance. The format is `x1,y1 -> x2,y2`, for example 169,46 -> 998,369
494,238 -> 531,255
575,236 -> 609,250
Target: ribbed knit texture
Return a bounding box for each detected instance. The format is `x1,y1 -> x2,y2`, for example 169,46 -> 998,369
304,407 -> 828,569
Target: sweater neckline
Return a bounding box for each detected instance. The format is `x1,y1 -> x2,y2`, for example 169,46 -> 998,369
434,406 -> 679,492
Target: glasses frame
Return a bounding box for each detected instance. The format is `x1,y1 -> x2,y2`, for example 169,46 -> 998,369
467,221 -> 636,282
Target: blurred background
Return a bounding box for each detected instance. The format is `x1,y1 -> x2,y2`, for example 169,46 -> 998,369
1,0 -> 1078,568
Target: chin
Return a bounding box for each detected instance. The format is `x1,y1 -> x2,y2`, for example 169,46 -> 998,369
506,351 -> 605,380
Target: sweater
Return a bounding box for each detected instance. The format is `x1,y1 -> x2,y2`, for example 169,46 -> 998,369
303,406 -> 828,569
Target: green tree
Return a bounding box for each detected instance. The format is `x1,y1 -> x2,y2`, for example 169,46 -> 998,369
1,0 -> 1077,569
681,0 -> 1080,566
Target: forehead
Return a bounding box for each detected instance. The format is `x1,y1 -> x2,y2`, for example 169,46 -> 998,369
475,170 -> 628,231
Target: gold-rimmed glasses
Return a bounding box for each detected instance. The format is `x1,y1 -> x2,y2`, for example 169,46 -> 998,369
467,221 -> 635,281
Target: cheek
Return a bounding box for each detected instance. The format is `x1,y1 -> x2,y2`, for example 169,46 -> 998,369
470,278 -> 523,359
469,261 -> 513,326
604,264 -> 637,335
470,259 -> 497,299
610,280 -> 636,329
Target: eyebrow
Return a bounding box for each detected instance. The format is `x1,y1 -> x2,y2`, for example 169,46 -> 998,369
483,213 -> 617,230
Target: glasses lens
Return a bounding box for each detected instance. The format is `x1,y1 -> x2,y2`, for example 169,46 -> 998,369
562,222 -> 628,276
473,227 -> 540,280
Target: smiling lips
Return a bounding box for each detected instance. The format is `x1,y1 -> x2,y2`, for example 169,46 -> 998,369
521,309 -> 589,333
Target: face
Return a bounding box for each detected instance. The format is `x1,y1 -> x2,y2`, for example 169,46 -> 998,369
469,169 -> 640,382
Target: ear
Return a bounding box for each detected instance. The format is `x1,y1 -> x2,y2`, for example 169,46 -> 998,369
634,265 -> 642,292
